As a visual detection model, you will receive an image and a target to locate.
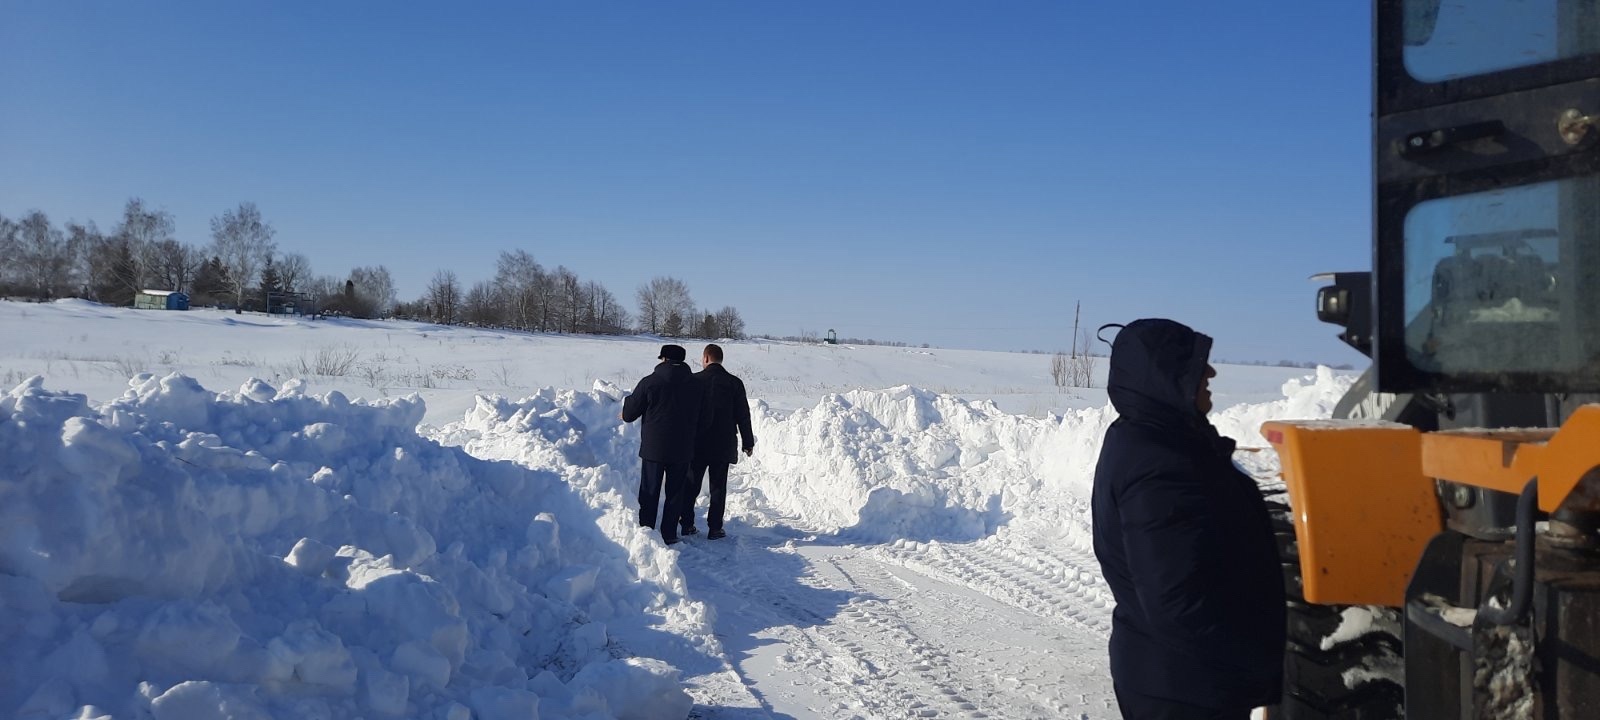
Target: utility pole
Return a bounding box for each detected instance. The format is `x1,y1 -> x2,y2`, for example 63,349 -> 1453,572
1071,301 -> 1081,358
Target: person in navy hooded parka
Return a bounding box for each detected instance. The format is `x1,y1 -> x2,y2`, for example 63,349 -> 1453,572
1091,319 -> 1285,719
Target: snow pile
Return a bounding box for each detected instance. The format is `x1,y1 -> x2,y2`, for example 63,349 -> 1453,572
426,383 -> 680,582
0,374 -> 695,720
737,386 -> 1113,541
432,368 -> 1351,550
0,361 -> 1350,717
1212,366 -> 1355,478
1210,366 -> 1354,446
425,384 -> 723,666
738,368 -> 1354,541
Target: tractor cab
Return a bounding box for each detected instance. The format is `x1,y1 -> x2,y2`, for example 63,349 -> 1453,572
1372,0 -> 1600,395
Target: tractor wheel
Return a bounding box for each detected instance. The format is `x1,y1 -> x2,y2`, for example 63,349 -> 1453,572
1268,499 -> 1406,719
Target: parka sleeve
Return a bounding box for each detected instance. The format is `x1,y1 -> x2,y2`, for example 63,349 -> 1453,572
621,378 -> 649,423
735,378 -> 755,450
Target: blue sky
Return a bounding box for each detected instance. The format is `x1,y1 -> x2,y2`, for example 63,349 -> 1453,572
1,2 -> 1371,363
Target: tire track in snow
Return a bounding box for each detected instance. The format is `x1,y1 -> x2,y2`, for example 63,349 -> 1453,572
816,557 -> 1001,719
818,549 -> 1116,719
677,528 -> 1107,719
671,491 -> 1121,720
675,528 -> 917,718
876,537 -> 1114,636
725,533 -> 981,719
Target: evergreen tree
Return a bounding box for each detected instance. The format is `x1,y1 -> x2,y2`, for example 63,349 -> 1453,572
191,257 -> 231,306
259,261 -> 284,313
98,238 -> 140,306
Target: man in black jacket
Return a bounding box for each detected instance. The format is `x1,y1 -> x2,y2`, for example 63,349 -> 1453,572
1091,319 -> 1285,719
687,344 -> 755,540
621,344 -> 707,545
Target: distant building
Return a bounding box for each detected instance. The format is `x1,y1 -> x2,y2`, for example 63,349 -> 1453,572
134,290 -> 190,311
266,290 -> 313,316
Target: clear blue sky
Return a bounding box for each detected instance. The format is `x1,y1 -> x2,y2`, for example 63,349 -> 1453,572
1,1 -> 1371,363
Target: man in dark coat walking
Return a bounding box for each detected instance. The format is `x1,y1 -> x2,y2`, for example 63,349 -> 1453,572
687,344 -> 755,540
621,344 -> 707,545
1091,319 -> 1285,719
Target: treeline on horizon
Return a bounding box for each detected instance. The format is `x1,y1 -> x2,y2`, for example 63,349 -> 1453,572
0,199 -> 753,340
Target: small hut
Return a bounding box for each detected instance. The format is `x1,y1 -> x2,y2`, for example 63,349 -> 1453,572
134,290 -> 190,311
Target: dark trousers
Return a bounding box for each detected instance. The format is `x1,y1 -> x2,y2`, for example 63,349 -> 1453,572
1114,687 -> 1252,720
689,461 -> 730,532
639,460 -> 692,541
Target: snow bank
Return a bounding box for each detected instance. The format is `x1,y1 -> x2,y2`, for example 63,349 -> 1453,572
1,360 -> 1353,718
739,368 -> 1353,541
426,384 -> 720,667
738,386 -> 1113,541
1210,366 -> 1352,446
0,374 -> 695,720
435,368 -> 1352,550
1212,366 -> 1353,477
428,383 -> 696,598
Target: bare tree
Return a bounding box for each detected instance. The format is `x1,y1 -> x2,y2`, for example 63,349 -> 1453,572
463,280 -> 502,327
552,265 -> 583,333
76,225 -> 138,305
1056,303 -> 1097,388
636,276 -> 694,335
425,269 -> 462,325
1064,328 -> 1097,388
115,198 -> 177,292
635,284 -> 663,334
209,202 -> 277,312
304,274 -> 344,314
532,271 -> 559,332
64,221 -> 99,298
148,239 -> 201,293
494,250 -> 543,331
14,211 -> 76,299
715,306 -> 746,339
664,279 -> 695,332
276,252 -> 312,294
0,213 -> 17,293
582,280 -> 628,333
349,265 -> 396,317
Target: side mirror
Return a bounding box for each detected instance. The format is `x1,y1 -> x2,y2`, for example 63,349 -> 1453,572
1314,272 -> 1373,358
1316,285 -> 1351,326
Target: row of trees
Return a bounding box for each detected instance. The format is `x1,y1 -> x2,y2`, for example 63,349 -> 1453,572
0,200 -> 397,318
3,197 -> 750,338
391,253 -> 747,339
393,250 -> 634,334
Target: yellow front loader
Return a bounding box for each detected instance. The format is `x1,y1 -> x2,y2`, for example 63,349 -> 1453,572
1263,1 -> 1600,717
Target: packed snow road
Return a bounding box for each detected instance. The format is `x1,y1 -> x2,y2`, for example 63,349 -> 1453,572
673,522 -> 1117,720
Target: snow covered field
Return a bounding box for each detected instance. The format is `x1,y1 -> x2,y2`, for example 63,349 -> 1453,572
0,300 -> 1354,720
